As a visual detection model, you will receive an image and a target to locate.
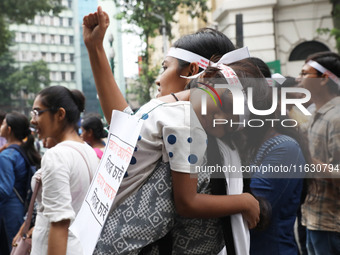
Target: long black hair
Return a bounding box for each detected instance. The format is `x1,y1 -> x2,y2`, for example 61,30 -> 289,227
81,114 -> 107,140
5,112 -> 41,167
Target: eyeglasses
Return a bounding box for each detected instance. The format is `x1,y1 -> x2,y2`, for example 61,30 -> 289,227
30,109 -> 51,119
299,72 -> 319,77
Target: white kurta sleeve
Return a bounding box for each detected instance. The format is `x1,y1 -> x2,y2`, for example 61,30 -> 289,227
41,150 -> 75,222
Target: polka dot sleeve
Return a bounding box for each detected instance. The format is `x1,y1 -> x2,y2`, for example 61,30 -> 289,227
163,125 -> 207,174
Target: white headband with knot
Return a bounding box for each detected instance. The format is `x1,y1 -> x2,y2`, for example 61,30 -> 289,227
307,60 -> 340,88
167,47 -> 210,69
167,47 -> 250,80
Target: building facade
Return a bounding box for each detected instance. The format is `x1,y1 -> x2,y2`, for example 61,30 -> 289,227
213,0 -> 335,76
10,0 -> 80,90
9,0 -> 125,116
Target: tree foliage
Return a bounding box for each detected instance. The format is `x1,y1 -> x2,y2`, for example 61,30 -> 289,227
8,60 -> 51,94
0,53 -> 50,111
114,0 -> 209,105
115,0 -> 208,39
0,52 -> 17,106
330,0 -> 340,52
0,0 -> 63,55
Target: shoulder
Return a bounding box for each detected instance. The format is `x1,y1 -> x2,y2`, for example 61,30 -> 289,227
0,147 -> 23,162
260,135 -> 298,151
44,141 -> 96,160
138,99 -> 190,113
137,99 -> 193,126
42,141 -> 98,173
254,135 -> 302,163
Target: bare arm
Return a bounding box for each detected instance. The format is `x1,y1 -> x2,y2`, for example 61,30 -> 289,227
82,6 -> 128,123
47,219 -> 70,255
171,171 -> 260,229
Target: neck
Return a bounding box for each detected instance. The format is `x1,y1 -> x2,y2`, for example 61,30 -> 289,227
6,137 -> 22,146
54,127 -> 83,144
91,140 -> 105,149
312,92 -> 336,111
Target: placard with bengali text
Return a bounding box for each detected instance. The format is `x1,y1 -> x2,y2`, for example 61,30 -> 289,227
69,110 -> 143,255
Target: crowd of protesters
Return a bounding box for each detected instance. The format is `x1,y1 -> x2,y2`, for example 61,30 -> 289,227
0,5 -> 339,255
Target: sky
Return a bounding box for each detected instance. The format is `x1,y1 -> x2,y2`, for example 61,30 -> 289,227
121,23 -> 142,78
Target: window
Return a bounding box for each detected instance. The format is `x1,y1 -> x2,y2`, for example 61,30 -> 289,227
60,35 -> 64,45
69,36 -> 74,45
68,18 -> 73,27
71,72 -> 75,81
61,71 -> 66,81
15,32 -> 20,42
41,52 -> 46,61
61,53 -> 65,62
31,34 -> 36,43
70,54 -> 74,63
50,72 -> 56,81
289,41 -> 330,61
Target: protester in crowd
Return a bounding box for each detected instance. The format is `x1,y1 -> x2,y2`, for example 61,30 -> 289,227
11,136 -> 58,248
24,85 -> 98,254
243,103 -> 310,255
245,56 -> 311,255
83,7 -> 263,255
0,112 -> 41,252
83,7 -> 235,124
299,51 -> 340,255
80,114 -> 107,159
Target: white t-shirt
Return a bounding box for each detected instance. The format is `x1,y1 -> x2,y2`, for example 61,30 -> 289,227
113,99 -> 207,209
31,141 -> 98,255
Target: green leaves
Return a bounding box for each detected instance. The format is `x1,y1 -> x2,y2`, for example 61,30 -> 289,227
0,53 -> 50,109
8,60 -> 50,94
115,0 -> 209,103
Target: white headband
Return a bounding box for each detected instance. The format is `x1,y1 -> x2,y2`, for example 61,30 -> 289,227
307,60 -> 340,88
167,47 -> 210,69
215,63 -> 250,131
179,47 -> 250,79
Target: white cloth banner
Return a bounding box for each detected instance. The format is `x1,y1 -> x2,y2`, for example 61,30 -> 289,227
69,110 -> 143,255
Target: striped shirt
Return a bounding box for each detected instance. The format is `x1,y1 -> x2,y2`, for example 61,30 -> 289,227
302,96 -> 340,232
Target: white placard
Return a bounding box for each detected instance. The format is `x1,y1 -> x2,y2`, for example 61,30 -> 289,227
70,110 -> 143,255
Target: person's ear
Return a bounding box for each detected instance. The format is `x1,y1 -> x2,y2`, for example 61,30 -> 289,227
6,125 -> 11,135
88,129 -> 94,137
320,73 -> 329,87
188,62 -> 200,76
56,107 -> 66,122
